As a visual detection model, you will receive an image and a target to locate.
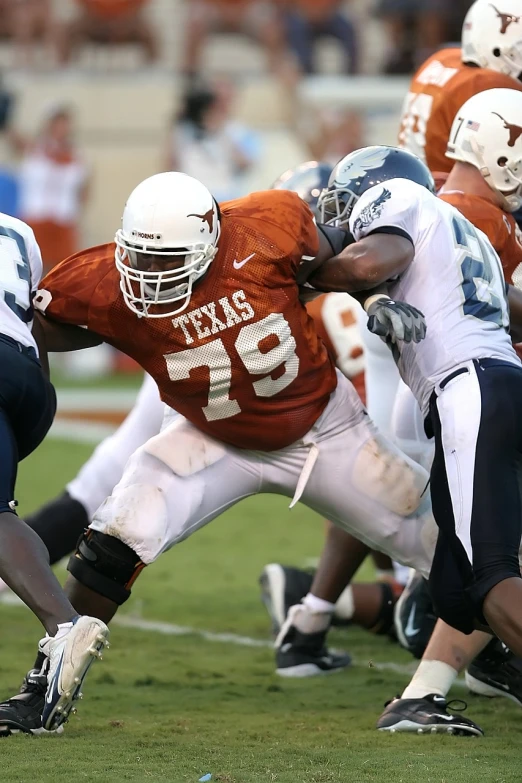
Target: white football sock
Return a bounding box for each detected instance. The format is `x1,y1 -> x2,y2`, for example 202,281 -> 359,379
401,660 -> 459,700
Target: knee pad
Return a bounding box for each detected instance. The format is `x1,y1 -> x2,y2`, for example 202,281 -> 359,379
68,529 -> 145,605
353,432 -> 429,516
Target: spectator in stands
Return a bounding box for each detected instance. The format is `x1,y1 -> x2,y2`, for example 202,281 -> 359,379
300,107 -> 366,165
0,0 -> 55,68
15,104 -> 89,272
377,0 -> 471,74
283,0 -> 359,75
182,0 -> 286,78
56,0 -> 159,65
165,78 -> 261,202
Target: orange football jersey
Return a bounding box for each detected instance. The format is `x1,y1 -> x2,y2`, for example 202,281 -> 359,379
38,190 -> 338,451
398,47 -> 522,173
439,190 -> 522,284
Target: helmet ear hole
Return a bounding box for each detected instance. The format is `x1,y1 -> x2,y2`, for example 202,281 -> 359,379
493,47 -> 501,57
498,156 -> 508,167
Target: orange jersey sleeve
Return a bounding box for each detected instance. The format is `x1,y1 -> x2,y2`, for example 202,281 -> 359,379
35,244 -> 120,336
37,192 -> 335,452
438,191 -> 522,284
399,48 -> 522,174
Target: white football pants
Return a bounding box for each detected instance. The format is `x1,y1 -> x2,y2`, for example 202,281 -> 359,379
90,373 -> 438,575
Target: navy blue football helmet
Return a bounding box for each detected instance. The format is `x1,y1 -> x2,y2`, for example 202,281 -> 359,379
318,146 -> 435,227
272,160 -> 332,216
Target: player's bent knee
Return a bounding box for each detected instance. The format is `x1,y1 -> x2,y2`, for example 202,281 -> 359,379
352,432 -> 429,516
67,529 -> 145,605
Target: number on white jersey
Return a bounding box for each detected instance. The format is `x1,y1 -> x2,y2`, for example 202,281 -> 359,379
0,227 -> 32,322
452,215 -> 509,328
164,313 -> 300,421
398,92 -> 433,161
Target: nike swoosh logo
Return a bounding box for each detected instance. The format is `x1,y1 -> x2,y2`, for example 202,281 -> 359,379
436,714 -> 454,721
405,603 -> 420,637
46,653 -> 63,704
233,253 -> 255,270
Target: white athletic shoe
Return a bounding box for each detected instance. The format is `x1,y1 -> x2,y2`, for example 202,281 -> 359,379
39,615 -> 110,731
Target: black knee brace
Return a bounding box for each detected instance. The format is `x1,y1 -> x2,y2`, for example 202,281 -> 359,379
67,529 -> 146,605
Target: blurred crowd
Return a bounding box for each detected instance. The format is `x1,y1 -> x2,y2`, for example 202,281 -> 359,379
0,0 -> 474,76
0,0 -> 476,377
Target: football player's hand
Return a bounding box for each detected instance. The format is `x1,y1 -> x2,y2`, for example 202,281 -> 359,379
366,295 -> 426,344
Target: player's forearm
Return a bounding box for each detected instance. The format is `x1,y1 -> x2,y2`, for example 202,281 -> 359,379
308,234 -> 413,293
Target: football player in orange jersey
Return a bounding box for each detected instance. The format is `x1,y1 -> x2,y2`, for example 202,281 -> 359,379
0,160 -> 398,677
0,165 -> 435,735
398,0 -> 522,174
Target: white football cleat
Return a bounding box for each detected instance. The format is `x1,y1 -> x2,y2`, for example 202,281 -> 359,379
39,615 -> 110,731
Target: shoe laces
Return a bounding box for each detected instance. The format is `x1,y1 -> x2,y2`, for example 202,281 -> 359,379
435,696 -> 469,713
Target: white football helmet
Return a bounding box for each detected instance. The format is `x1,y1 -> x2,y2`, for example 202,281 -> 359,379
446,87 -> 522,210
462,0 -> 522,80
115,172 -> 220,318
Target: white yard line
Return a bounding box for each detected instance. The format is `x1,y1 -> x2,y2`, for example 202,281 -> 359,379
0,591 -> 420,677
49,419 -> 117,444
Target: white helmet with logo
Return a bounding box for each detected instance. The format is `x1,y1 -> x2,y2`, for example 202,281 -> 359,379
446,87 -> 522,210
462,0 -> 522,80
115,171 -> 220,318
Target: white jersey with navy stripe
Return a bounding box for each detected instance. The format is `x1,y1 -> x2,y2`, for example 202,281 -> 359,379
0,213 -> 43,353
349,178 -> 520,414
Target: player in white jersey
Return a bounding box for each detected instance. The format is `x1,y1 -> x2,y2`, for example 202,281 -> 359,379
0,213 -> 108,732
314,145 -> 522,661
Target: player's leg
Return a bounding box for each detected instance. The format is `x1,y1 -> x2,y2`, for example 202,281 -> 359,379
260,531 -> 401,643
260,300 -> 402,654
65,414 -> 262,623
25,373 -> 163,565
0,342 -> 108,732
274,375 -> 437,674
377,530 -> 490,735
0,413 -> 263,735
377,621 -> 488,736
428,360 -> 522,656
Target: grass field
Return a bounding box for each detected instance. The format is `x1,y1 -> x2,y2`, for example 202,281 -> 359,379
1,430 -> 521,783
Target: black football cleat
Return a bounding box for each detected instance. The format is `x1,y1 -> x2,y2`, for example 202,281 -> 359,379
0,666 -> 62,736
376,693 -> 484,736
274,606 -> 351,677
394,571 -> 437,659
259,564 -> 314,635
466,638 -> 522,706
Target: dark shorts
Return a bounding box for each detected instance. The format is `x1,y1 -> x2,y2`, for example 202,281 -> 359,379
0,334 -> 56,513
427,358 -> 522,634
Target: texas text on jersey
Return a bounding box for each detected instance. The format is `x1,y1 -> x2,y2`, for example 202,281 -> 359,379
35,189 -> 338,451
398,48 -> 522,173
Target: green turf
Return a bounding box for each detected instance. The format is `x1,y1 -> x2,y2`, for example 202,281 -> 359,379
0,436 -> 519,782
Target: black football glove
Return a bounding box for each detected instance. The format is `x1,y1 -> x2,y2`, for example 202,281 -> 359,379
366,296 -> 426,344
